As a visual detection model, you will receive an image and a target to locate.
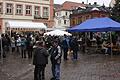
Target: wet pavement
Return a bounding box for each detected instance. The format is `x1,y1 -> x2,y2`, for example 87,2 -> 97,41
0,52 -> 120,80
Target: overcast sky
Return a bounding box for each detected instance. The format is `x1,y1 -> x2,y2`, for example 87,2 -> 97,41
54,0 -> 112,7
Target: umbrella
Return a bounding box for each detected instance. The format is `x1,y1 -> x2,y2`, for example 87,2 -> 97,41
44,29 -> 72,36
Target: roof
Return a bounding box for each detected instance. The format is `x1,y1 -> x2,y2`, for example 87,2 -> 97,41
55,1 -> 87,11
6,21 -> 47,29
72,4 -> 110,14
54,4 -> 62,9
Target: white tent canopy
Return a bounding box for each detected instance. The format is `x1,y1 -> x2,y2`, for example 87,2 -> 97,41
44,29 -> 72,36
6,21 -> 47,29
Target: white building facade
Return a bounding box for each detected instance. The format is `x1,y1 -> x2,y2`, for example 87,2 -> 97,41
0,0 -> 54,33
54,1 -> 86,30
54,10 -> 72,29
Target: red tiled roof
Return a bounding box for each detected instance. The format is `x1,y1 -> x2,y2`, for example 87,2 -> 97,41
55,1 -> 87,11
54,4 -> 62,9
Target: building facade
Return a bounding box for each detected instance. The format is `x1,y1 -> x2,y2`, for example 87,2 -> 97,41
109,0 -> 116,7
54,1 -> 86,30
70,2 -> 110,27
0,0 -> 54,33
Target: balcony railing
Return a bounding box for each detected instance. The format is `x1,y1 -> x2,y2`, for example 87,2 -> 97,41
34,15 -> 48,20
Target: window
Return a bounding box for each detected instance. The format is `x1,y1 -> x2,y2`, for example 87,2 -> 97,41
101,15 -> 106,17
66,12 -> 67,16
86,15 -> 90,20
58,12 -> 61,16
0,3 -> 3,14
78,17 -> 82,24
56,12 -> 58,16
43,7 -> 49,18
16,5 -> 23,15
44,23 -> 48,26
58,20 -> 61,25
6,3 -> 13,14
34,6 -> 40,16
64,20 -> 67,24
25,5 -> 32,15
72,18 -> 75,25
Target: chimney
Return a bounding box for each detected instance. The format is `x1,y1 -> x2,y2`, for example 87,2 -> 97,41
94,2 -> 97,5
82,2 -> 84,4
89,3 -> 91,5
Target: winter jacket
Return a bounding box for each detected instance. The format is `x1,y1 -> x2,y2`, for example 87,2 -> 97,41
33,47 -> 49,65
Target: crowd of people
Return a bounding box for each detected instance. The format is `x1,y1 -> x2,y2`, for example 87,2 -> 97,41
0,33 -> 80,80
0,32 -> 120,80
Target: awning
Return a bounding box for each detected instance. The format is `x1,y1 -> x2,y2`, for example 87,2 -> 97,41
68,17 -> 120,32
44,29 -> 72,36
6,21 -> 47,29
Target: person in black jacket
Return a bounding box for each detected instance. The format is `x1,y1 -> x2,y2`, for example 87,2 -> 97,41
61,35 -> 69,60
69,36 -> 79,60
1,34 -> 7,58
50,41 -> 62,80
33,41 -> 49,80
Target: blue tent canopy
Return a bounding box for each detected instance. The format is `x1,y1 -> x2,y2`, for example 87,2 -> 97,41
68,17 -> 120,32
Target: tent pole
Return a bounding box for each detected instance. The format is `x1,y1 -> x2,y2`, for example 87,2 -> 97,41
85,32 -> 87,53
10,28 -> 11,38
0,34 -> 3,64
10,28 -> 12,54
110,31 -> 113,57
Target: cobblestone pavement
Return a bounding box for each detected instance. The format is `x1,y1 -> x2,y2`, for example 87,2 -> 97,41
0,52 -> 120,80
